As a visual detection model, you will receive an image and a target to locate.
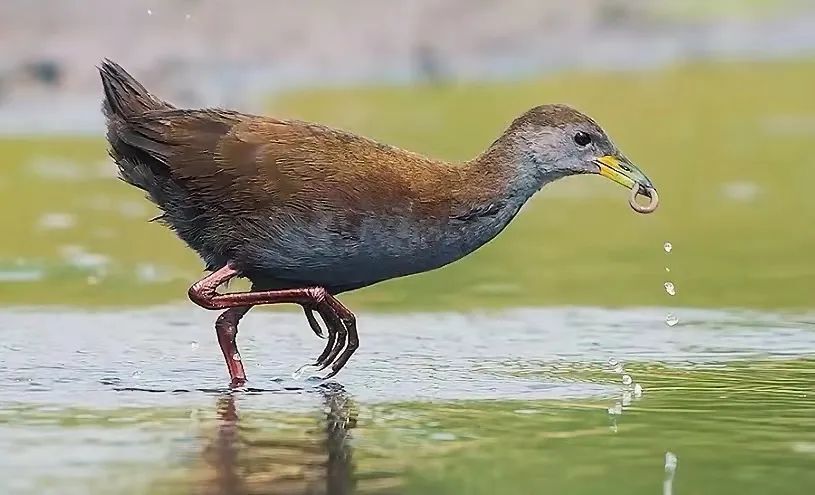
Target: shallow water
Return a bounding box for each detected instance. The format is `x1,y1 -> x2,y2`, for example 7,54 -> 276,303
1,306 -> 813,494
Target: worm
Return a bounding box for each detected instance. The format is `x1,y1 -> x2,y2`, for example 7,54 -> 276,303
629,185 -> 659,214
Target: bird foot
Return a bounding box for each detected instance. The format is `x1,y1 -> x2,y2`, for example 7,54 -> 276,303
229,376 -> 247,389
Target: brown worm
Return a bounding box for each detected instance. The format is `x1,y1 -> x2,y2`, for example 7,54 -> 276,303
629,185 -> 659,214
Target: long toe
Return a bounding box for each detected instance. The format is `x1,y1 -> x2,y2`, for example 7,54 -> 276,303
321,319 -> 359,379
303,307 -> 328,338
315,329 -> 338,367
318,324 -> 347,371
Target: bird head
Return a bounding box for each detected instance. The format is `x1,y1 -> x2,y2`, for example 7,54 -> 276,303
503,104 -> 658,213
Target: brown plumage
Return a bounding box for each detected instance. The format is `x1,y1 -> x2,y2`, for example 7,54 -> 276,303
99,59 -> 657,385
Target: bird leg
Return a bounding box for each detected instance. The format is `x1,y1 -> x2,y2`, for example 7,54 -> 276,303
215,306 -> 251,387
188,264 -> 360,381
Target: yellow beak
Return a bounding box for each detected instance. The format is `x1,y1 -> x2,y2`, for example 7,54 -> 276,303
594,155 -> 659,214
594,155 -> 649,189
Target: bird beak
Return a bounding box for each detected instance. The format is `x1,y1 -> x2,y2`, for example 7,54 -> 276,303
593,155 -> 659,213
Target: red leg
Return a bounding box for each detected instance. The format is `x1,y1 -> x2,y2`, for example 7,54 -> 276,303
188,265 -> 324,310
215,306 -> 250,387
188,264 -> 360,381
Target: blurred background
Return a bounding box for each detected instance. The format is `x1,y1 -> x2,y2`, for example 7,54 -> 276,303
1,0 -> 813,309
1,2 -> 814,495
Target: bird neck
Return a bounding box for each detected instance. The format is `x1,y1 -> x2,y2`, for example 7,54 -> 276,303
464,131 -> 561,208
422,137 -> 552,261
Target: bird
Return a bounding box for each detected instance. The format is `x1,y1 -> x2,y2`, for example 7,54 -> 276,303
98,59 -> 658,386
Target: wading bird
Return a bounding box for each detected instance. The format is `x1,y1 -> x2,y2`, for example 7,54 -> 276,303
99,60 -> 658,386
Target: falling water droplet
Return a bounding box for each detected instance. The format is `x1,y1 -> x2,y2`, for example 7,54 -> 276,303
634,383 -> 643,397
622,390 -> 632,406
613,363 -> 624,374
185,13 -> 191,20
664,451 -> 678,495
608,402 -> 623,416
665,267 -> 671,272
664,282 -> 676,296
607,357 -> 618,367
665,314 -> 679,327
131,370 -> 142,378
147,9 -> 153,15
665,451 -> 678,474
190,341 -> 199,350
664,242 -> 672,253
622,374 -> 633,385
232,353 -> 241,361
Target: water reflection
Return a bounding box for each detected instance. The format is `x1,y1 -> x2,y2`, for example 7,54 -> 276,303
196,383 -> 367,495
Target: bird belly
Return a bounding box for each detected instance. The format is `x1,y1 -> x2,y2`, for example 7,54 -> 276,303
239,214 -> 489,291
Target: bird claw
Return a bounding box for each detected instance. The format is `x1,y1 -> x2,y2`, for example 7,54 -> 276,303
317,325 -> 347,371
303,307 -> 328,338
299,294 -> 359,380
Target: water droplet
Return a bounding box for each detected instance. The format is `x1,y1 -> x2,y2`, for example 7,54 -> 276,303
232,353 -> 241,361
622,390 -> 632,406
664,282 -> 676,296
147,9 -> 153,15
622,374 -> 633,385
190,341 -> 199,350
608,402 -> 623,415
634,383 -> 643,397
292,363 -> 316,379
663,242 -> 672,253
665,313 -> 679,326
131,370 -> 142,378
665,267 -> 671,272
185,13 -> 191,20
665,451 -> 678,473
613,363 -> 624,374
607,357 -> 618,367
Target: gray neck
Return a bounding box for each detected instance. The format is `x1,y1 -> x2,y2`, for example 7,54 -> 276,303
445,155 -> 564,264
445,131 -> 577,263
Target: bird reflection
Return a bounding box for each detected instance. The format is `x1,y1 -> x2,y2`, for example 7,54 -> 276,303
196,383 -> 359,495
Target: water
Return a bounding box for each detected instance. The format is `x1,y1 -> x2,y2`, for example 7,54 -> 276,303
664,282 -> 676,296
1,306 -> 813,494
664,452 -> 678,495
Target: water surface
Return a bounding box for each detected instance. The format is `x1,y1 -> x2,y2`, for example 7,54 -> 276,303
1,307 -> 813,494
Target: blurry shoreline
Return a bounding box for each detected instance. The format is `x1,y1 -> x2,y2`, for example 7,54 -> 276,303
0,0 -> 814,135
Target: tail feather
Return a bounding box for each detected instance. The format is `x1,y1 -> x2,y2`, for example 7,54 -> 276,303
99,59 -> 176,204
99,58 -> 171,119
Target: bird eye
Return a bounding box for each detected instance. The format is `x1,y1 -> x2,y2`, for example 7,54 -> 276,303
573,131 -> 591,147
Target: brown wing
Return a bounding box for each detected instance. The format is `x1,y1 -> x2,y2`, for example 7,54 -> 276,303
125,109 -> 474,221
